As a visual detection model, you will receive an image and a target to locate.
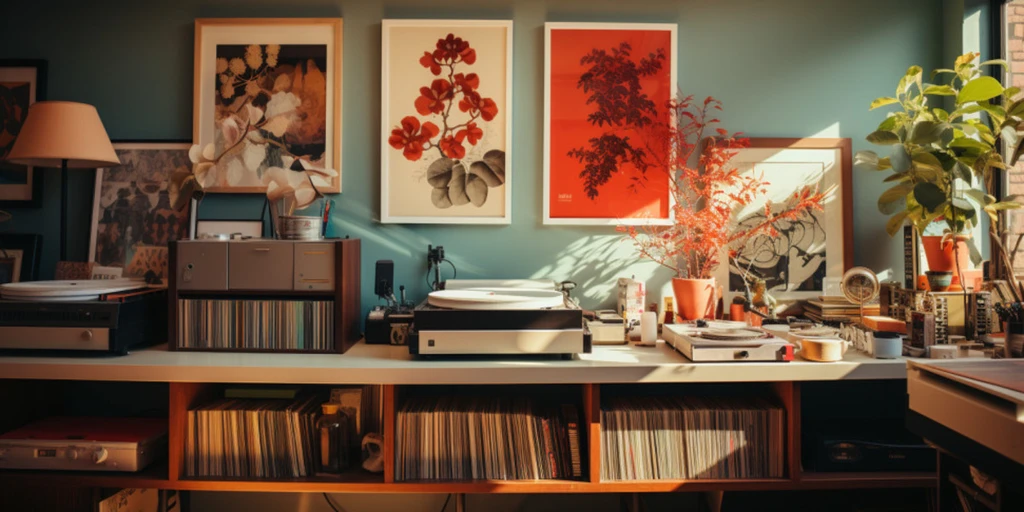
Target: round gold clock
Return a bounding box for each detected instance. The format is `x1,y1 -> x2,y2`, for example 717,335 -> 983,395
840,266 -> 880,307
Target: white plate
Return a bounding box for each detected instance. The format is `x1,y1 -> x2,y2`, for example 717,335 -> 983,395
427,288 -> 565,310
0,279 -> 144,300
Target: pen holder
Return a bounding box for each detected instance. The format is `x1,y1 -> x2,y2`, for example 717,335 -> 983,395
276,215 -> 323,240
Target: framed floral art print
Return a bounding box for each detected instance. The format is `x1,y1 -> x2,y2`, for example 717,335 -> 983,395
193,18 -> 342,194
0,60 -> 46,208
544,23 -> 677,226
381,19 -> 512,224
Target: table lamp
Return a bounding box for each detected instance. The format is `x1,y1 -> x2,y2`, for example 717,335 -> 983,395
5,101 -> 120,261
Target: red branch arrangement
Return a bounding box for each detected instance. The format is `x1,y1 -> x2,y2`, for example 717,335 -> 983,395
389,34 -> 498,162
619,95 -> 831,280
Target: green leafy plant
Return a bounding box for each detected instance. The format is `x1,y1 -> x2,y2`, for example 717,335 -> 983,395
859,53 -> 1024,300
858,53 -> 1023,239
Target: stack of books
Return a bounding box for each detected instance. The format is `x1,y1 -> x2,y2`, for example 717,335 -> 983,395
601,396 -> 785,480
804,296 -> 879,324
395,396 -> 583,481
184,394 -> 322,479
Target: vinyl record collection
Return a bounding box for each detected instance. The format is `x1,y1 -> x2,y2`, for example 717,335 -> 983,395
601,396 -> 786,480
176,299 -> 334,350
184,394 -> 323,478
395,396 -> 583,481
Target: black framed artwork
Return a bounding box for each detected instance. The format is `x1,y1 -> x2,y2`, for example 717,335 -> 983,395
0,233 -> 42,284
0,59 -> 47,208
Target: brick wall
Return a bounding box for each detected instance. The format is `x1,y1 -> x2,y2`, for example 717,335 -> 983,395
1006,2 -> 1024,272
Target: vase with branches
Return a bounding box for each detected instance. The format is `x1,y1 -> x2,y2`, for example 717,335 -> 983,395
619,95 -> 832,320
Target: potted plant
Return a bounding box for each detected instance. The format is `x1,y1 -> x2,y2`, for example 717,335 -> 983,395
857,53 -> 1024,298
170,142 -> 337,236
620,96 -> 830,320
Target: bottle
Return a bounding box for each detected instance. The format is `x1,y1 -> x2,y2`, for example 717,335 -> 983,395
317,403 -> 351,474
663,297 -> 675,325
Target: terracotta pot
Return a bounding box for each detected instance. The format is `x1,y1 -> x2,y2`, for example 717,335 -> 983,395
672,277 -> 717,321
921,235 -> 970,276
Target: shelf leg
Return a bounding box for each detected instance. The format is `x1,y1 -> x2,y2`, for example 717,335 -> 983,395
454,493 -> 466,512
704,491 -> 724,512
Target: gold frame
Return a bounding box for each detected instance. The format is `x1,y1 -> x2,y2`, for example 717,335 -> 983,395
192,18 -> 343,193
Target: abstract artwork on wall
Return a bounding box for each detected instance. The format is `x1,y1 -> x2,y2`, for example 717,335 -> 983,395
193,18 -> 342,193
712,138 -> 853,306
89,142 -> 193,281
0,60 -> 45,207
544,23 -> 676,225
381,19 -> 512,224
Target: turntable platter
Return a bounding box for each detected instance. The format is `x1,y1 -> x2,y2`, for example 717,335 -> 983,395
0,279 -> 144,301
427,288 -> 565,310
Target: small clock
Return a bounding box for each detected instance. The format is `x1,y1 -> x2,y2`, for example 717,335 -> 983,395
840,266 -> 880,307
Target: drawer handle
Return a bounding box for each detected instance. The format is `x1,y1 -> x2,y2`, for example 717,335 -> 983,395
303,251 -> 327,255
252,248 -> 271,252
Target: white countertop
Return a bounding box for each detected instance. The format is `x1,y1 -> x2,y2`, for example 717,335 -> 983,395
0,341 -> 911,384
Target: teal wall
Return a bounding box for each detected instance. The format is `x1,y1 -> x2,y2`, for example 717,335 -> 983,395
0,0 -> 945,321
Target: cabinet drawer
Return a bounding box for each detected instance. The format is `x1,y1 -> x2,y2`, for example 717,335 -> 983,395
176,242 -> 228,291
294,243 -> 334,291
228,242 -> 294,290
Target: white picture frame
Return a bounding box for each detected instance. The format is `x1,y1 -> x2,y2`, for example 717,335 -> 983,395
711,138 -> 853,307
543,22 -> 677,226
380,19 -> 513,224
195,220 -> 264,238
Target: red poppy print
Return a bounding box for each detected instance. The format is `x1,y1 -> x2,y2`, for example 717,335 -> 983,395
388,116 -> 439,161
388,28 -> 507,211
415,79 -> 454,116
439,136 -> 466,159
456,122 -> 483,145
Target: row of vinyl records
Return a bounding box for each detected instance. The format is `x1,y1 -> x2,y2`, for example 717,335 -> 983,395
601,396 -> 786,480
395,396 -> 583,481
185,386 -> 381,478
177,299 -> 334,351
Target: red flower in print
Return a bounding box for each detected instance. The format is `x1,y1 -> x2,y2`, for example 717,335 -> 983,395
454,73 -> 479,93
419,52 -> 442,76
439,136 -> 466,159
458,91 -> 499,121
415,79 -> 454,116
433,34 -> 476,64
456,122 -> 483,146
389,116 -> 439,161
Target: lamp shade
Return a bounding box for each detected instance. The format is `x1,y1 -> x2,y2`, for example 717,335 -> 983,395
6,101 -> 120,168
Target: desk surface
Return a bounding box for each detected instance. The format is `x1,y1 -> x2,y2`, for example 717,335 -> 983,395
0,341 -> 911,384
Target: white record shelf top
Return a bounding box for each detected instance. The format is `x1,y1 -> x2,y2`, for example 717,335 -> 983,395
0,341 -> 913,384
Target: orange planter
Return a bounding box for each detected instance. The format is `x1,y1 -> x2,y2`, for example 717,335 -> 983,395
921,235 -> 970,277
672,278 -> 717,321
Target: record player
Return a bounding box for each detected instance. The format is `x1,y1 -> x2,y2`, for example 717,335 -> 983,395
664,322 -> 794,362
0,279 -> 167,355
408,279 -> 591,357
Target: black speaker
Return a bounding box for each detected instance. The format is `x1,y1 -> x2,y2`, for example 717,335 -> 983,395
374,260 -> 394,298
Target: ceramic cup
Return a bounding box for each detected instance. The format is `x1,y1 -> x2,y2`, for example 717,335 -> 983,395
873,331 -> 903,359
925,270 -> 953,292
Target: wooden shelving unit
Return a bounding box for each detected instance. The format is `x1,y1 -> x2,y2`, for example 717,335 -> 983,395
0,379 -> 937,494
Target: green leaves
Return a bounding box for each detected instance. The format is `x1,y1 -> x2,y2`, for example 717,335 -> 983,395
870,97 -> 899,110
913,182 -> 946,212
957,76 -> 1005,104
908,121 -> 951,145
867,130 -> 900,145
854,150 -> 890,172
878,183 -> 913,215
923,85 -> 956,96
886,211 -> 910,237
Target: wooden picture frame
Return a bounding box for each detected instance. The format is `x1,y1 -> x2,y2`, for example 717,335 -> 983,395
0,233 -> 42,283
90,142 -> 194,281
193,18 -> 343,194
713,137 -> 853,306
380,19 -> 513,224
0,59 -> 46,208
543,22 -> 677,226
